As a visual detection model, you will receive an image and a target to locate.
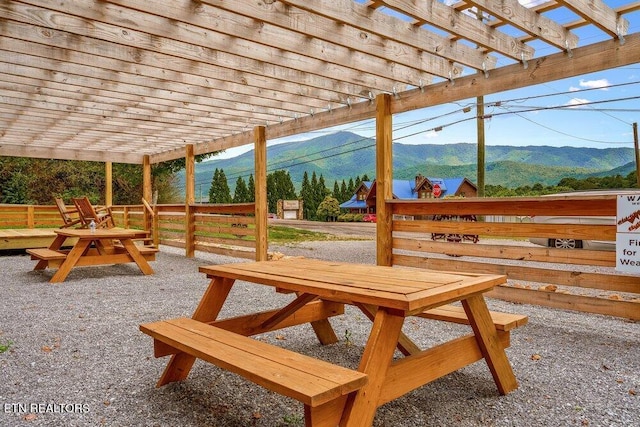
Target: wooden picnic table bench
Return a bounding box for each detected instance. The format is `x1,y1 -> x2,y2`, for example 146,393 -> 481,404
141,317 -> 367,426
141,259 -> 527,427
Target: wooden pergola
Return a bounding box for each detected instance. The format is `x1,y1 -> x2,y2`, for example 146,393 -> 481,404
1,0 -> 638,317
1,0 -> 638,162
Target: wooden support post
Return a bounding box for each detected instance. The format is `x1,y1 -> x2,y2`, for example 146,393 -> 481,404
105,161 -> 113,206
254,126 -> 268,261
143,155 -> 152,203
143,155 -> 152,240
376,93 -> 393,267
185,145 -> 196,258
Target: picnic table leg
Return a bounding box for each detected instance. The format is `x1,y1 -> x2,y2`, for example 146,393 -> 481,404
34,234 -> 67,270
309,318 -> 339,345
358,304 -> 421,355
157,277 -> 234,387
49,239 -> 92,283
341,307 -> 404,427
462,295 -> 518,395
119,238 -> 154,275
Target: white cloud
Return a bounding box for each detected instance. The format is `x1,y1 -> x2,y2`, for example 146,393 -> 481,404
423,130 -> 439,139
578,79 -> 610,90
566,98 -> 589,107
569,86 -> 580,92
518,0 -> 548,8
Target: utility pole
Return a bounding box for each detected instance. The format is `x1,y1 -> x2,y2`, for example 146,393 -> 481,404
477,96 -> 485,197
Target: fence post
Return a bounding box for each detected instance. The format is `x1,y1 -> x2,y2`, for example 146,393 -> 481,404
27,205 -> 35,229
185,145 -> 196,257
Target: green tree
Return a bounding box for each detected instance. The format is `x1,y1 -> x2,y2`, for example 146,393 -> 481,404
209,168 -> 232,203
300,171 -> 313,219
233,176 -> 250,203
0,154 -> 210,205
266,170 -> 297,213
307,171 -> 320,220
354,175 -> 362,190
316,196 -> 340,221
340,180 -> 348,202
247,174 -> 255,202
347,177 -> 355,195
332,180 -> 340,199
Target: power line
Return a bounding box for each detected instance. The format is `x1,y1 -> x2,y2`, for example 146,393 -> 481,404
183,83 -> 639,190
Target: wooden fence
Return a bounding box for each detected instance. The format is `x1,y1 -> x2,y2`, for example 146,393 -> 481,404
3,195 -> 639,319
110,203 -> 258,259
386,194 -> 639,320
1,202 -> 259,260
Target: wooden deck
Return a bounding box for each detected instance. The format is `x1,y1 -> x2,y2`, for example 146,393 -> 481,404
0,229 -> 76,251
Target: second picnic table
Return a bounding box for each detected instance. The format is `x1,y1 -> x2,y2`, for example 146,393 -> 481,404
141,258 -> 527,426
27,228 -> 157,283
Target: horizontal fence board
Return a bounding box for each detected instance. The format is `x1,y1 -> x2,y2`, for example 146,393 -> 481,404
195,215 -> 254,225
392,254 -> 640,295
487,286 -> 639,320
158,214 -> 185,222
159,222 -> 185,232
196,224 -> 254,236
156,205 -> 186,213
389,196 -> 617,216
192,203 -> 255,215
393,220 -> 615,240
160,239 -> 185,249
195,235 -> 256,248
393,237 -> 616,267
194,243 -> 255,260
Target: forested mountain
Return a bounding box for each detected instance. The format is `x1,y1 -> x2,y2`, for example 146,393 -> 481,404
182,131 -> 635,192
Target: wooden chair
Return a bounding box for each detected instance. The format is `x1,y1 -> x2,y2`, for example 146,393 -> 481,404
53,197 -> 84,228
72,196 -> 116,228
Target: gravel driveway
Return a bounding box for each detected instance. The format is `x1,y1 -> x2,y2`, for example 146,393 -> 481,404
0,241 -> 638,427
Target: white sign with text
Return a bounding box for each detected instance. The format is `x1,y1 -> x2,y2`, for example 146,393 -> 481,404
616,193 -> 640,272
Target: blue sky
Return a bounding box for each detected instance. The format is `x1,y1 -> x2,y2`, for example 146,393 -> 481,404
216,2 -> 640,160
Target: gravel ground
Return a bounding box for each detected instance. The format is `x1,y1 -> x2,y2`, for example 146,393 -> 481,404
0,241 -> 638,427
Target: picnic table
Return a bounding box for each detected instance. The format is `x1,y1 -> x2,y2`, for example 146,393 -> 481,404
141,258 -> 526,426
27,228 -> 158,283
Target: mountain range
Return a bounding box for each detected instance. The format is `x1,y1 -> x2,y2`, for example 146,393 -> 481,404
181,131 -> 636,194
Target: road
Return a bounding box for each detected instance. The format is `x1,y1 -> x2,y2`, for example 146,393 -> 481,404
268,219 -> 376,238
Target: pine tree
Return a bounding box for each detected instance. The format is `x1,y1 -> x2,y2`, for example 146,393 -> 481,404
308,171 -> 319,220
361,173 -> 370,182
300,171 -> 312,220
340,180 -> 348,202
209,168 -> 232,203
208,168 -> 220,203
317,174 -> 328,206
247,174 -> 255,202
233,176 -> 249,203
332,180 -> 340,199
347,177 -> 355,195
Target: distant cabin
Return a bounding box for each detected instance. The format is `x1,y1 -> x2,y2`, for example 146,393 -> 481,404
339,175 -> 477,214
